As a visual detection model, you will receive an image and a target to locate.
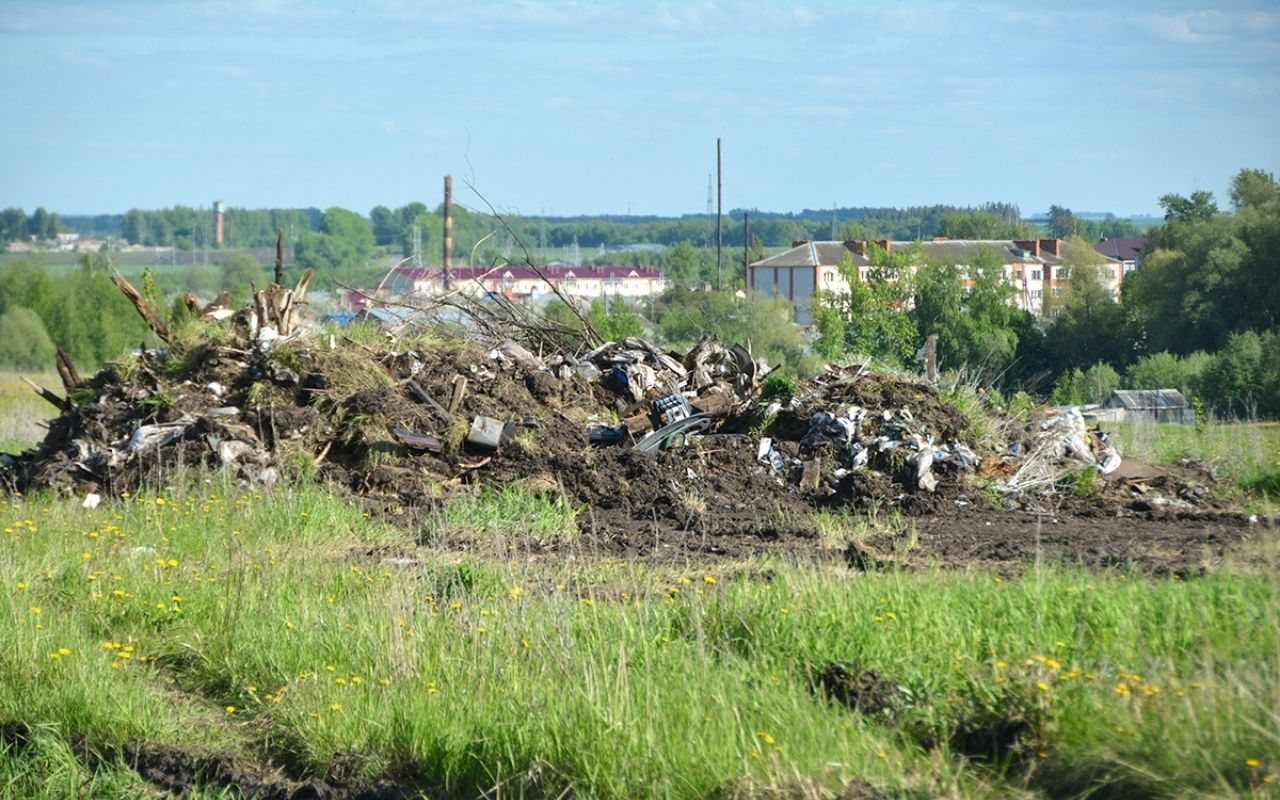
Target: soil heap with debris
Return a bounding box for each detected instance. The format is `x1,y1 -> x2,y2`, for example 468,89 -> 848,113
3,277 -> 1223,561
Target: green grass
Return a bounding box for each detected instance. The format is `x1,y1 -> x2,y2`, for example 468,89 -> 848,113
2,481 -> 1278,798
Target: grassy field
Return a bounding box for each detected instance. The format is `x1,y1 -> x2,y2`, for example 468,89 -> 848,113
1,476 -> 1278,799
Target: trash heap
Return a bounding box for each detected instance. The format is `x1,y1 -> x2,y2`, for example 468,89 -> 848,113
6,293 -> 1201,547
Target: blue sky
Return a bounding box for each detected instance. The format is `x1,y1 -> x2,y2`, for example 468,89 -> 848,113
2,1 -> 1277,218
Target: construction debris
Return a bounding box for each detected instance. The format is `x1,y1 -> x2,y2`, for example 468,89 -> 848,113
3,278 -> 1229,553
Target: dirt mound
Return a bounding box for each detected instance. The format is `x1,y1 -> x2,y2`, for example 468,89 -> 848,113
3,294 -> 1261,570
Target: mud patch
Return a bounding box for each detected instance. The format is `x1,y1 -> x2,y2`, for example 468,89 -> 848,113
105,742 -> 425,800
813,664 -> 905,723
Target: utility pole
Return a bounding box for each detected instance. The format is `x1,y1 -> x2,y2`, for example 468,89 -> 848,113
743,211 -> 750,291
443,175 -> 453,289
716,137 -> 722,290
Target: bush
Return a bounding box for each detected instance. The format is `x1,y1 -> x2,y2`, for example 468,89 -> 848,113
0,306 -> 55,369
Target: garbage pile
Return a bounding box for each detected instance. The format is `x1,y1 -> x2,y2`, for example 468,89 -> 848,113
5,299 -> 1213,547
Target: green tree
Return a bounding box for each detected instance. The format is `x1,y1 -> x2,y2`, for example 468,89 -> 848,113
121,209 -> 149,245
0,208 -> 27,243
220,252 -> 266,292
0,307 -> 56,369
1199,330 -> 1266,417
28,208 -> 50,241
1080,361 -> 1120,405
370,205 -> 399,247
912,246 -> 1022,383
586,295 -> 644,342
654,288 -> 815,375
1045,237 -> 1125,370
1159,190 -> 1219,223
665,241 -> 707,287
1047,205 -> 1081,239
811,245 -> 920,367
319,207 -> 375,261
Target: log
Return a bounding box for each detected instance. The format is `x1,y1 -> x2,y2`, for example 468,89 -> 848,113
111,275 -> 170,343
54,348 -> 83,392
22,376 -> 71,413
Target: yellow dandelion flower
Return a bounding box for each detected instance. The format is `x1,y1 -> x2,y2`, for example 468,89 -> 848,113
704,576 -> 716,584
509,586 -> 524,599
1247,758 -> 1260,768
330,703 -> 342,711
226,706 -> 236,714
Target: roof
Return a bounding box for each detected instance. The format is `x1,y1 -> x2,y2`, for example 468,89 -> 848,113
752,241 -> 871,269
1094,237 -> 1144,262
750,239 -> 1066,269
1102,389 -> 1189,410
398,264 -> 664,283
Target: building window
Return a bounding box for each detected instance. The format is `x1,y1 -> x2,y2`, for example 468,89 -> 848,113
1030,289 -> 1042,300
1030,269 -> 1042,281
1052,286 -> 1061,298
1057,268 -> 1071,280
823,271 -> 834,284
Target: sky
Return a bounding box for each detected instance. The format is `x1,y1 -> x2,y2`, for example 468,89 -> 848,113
2,1 -> 1278,219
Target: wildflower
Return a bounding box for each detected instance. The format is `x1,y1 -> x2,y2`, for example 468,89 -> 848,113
335,677 -> 347,685
16,581 -> 24,590
350,676 -> 362,685
779,607 -> 789,615
1247,758 -> 1260,768
155,498 -> 165,506
81,552 -> 91,560
521,638 -> 530,648
509,586 -> 524,599
330,703 -> 342,711
704,576 -> 716,584
326,664 -> 336,672
226,706 -> 236,714
427,682 -> 439,694
29,606 -> 40,614
58,647 -> 71,656
580,598 -> 594,607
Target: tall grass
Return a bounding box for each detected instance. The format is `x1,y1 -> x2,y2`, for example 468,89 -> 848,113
0,371 -> 60,453
2,483 -> 1277,798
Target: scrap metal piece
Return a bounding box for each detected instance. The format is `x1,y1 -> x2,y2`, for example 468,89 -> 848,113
390,426 -> 444,452
634,413 -> 712,452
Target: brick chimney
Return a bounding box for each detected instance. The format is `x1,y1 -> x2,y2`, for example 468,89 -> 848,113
843,240 -> 867,256
1014,239 -> 1041,257
1039,238 -> 1062,256
876,239 -> 891,253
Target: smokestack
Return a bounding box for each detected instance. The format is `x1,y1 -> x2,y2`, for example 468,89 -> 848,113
442,175 -> 453,288
214,200 -> 225,246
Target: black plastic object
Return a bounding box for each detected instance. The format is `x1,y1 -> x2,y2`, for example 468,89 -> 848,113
650,392 -> 692,429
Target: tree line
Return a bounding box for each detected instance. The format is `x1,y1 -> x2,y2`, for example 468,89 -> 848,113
805,169 -> 1279,418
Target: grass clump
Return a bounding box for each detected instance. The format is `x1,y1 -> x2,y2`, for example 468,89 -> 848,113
1,484 -> 1277,799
